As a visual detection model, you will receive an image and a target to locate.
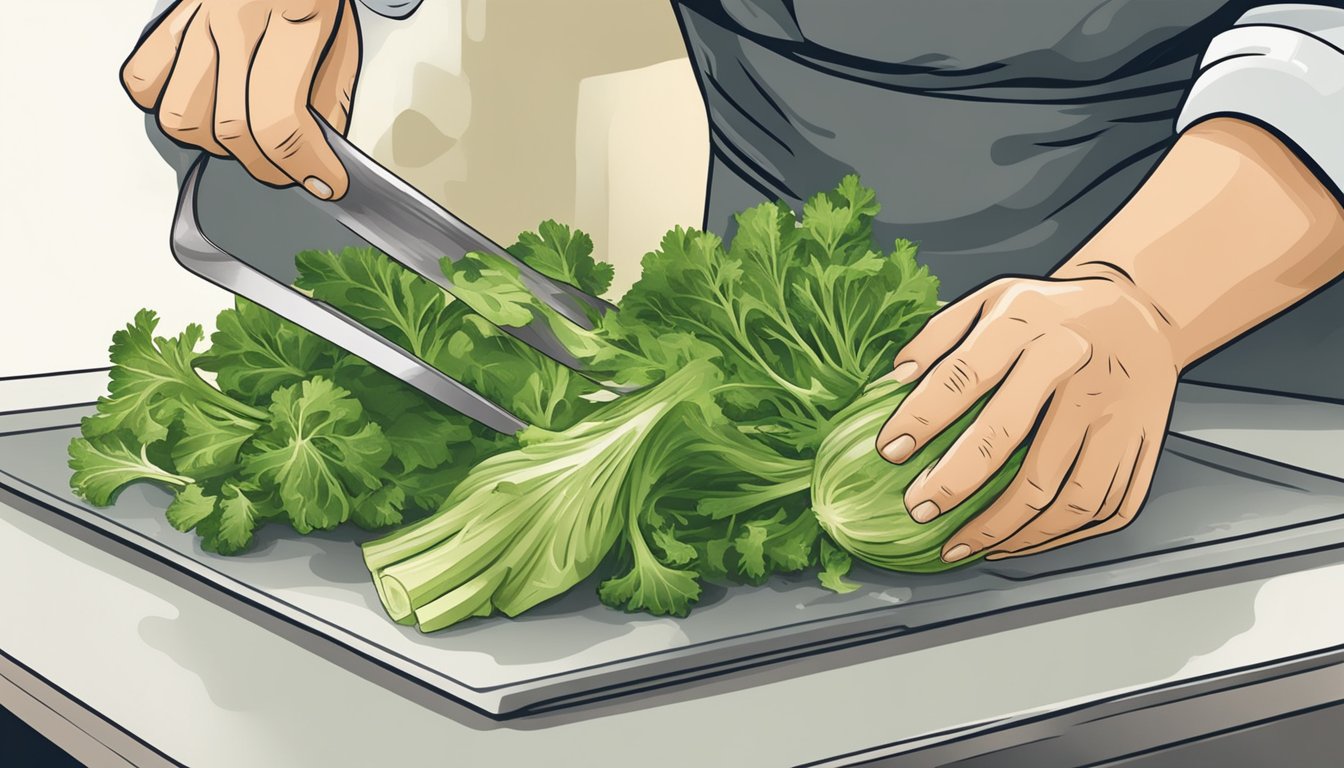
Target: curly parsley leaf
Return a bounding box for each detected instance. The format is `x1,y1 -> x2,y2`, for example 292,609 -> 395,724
199,298 -> 340,405
68,433 -> 192,506
508,219 -> 614,297
242,377 -> 391,533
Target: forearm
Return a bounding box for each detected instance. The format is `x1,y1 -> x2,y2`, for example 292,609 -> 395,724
1054,117 -> 1344,369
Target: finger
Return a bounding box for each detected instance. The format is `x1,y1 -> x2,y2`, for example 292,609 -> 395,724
985,419 -> 1139,555
209,7 -> 291,186
310,0 -> 362,135
121,1 -> 202,111
987,425 -> 1163,559
899,341 -> 1077,523
876,309 -> 1080,466
883,280 -> 1004,384
249,5 -> 349,199
156,19 -> 226,155
934,396 -> 1087,562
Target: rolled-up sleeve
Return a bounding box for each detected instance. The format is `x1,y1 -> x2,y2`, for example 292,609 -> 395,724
1176,4 -> 1344,197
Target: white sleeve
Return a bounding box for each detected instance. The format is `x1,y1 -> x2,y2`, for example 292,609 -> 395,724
357,0 -> 424,19
149,0 -> 423,22
1176,4 -> 1344,195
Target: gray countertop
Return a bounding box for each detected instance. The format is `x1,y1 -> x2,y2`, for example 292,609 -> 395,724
2,372 -> 1343,767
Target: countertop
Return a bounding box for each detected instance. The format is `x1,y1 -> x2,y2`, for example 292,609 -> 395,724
2,370 -> 1343,767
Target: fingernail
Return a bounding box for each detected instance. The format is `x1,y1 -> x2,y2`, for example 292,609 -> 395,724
943,544 -> 972,563
889,361 -> 919,383
909,500 -> 941,524
879,434 -> 916,463
304,176 -> 334,200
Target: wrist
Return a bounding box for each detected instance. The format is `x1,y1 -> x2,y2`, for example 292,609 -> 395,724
1050,259 -> 1189,371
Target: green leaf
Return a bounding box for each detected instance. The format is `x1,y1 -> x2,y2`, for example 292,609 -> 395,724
294,247 -> 458,363
397,460 -> 478,513
199,298 -> 339,404
168,400 -> 261,479
763,508 -> 822,573
380,406 -> 474,473
68,433 -> 192,506
605,176 -> 939,455
508,220 -> 614,297
82,310 -> 263,445
434,313 -> 601,431
242,377 -> 392,533
734,517 -> 771,582
332,360 -> 477,441
818,538 -> 861,594
351,484 -> 407,530
598,553 -> 702,617
440,252 -> 538,328
210,484 -> 264,554
651,528 -> 697,567
165,484 -> 217,532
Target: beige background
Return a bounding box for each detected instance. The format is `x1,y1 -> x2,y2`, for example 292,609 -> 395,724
0,0 -> 708,378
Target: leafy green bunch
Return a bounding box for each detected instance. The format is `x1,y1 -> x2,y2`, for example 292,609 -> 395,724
69,176 -> 1006,634
360,176 -> 945,628
68,223 -> 610,553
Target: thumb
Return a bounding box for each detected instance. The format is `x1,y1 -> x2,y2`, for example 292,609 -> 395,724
248,5 -> 349,199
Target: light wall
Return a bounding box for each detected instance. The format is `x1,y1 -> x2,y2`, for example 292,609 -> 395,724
0,1 -> 708,378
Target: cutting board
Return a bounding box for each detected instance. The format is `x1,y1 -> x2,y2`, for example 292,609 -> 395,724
3,402 -> 1344,717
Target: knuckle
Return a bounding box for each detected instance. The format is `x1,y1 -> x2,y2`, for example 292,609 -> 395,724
917,469 -> 959,506
253,118 -> 307,159
904,409 -> 932,428
1064,503 -> 1096,519
1017,476 -> 1056,513
932,482 -> 960,506
121,64 -> 156,103
996,283 -> 1050,316
157,109 -> 194,137
120,64 -> 142,91
1058,492 -> 1101,518
213,116 -> 248,144
967,420 -> 1015,462
280,0 -> 333,23
936,356 -> 979,395
1057,332 -> 1094,367
971,527 -> 1006,546
998,536 -> 1037,554
985,276 -> 1023,298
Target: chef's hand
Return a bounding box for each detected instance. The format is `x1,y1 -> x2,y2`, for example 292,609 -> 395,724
875,273 -> 1178,563
120,0 -> 361,200
872,117 -> 1344,564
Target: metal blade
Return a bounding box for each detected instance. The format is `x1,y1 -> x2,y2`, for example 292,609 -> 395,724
308,118 -> 616,372
171,155 -> 528,435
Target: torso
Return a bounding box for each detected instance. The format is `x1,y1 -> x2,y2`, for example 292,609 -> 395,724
673,0 -> 1256,297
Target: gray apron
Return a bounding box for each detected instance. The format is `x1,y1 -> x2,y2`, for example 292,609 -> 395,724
675,0 -> 1344,400
149,0 -> 1342,400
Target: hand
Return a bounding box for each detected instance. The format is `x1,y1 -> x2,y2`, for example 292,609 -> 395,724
120,0 -> 361,199
875,273 -> 1180,562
